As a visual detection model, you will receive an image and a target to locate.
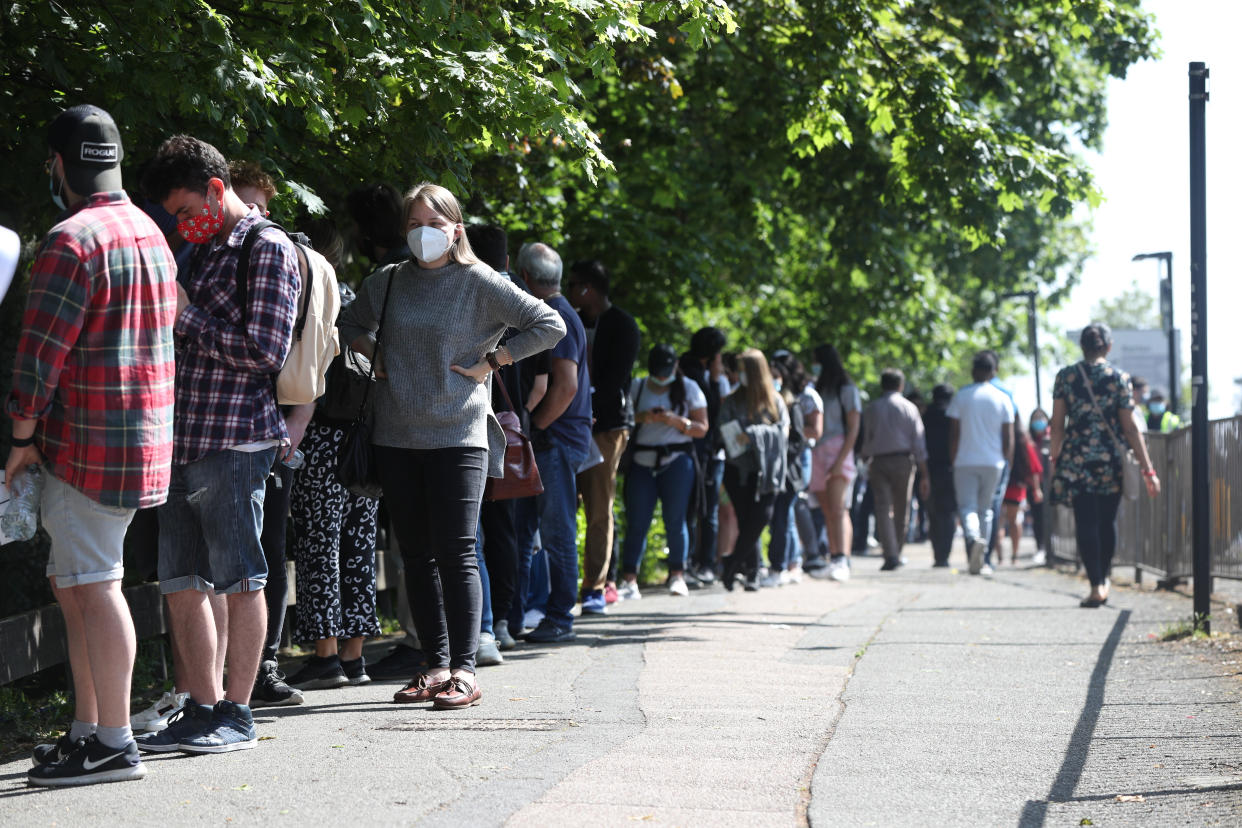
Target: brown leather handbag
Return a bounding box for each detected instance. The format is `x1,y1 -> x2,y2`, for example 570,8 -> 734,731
483,358 -> 544,501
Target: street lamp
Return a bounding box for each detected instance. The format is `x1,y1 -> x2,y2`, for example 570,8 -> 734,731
1131,251 -> 1177,415
1002,290 -> 1040,409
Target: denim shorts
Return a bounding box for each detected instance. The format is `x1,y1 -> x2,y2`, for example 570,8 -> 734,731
42,473 -> 136,588
157,447 -> 275,595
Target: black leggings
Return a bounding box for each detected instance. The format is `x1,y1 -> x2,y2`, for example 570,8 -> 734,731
377,446 -> 487,673
479,498 -> 518,628
1072,491 -> 1122,588
723,464 -> 776,580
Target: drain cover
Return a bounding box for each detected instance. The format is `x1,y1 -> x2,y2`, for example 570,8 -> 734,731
379,718 -> 574,732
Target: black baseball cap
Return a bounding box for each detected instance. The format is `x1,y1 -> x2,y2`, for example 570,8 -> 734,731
648,344 -> 678,378
47,105 -> 124,195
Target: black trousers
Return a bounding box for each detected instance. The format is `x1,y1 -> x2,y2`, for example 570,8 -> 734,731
928,467 -> 957,565
377,446 -> 487,673
1072,491 -> 1122,588
260,462 -> 294,663
479,498 -> 518,628
722,464 -> 776,580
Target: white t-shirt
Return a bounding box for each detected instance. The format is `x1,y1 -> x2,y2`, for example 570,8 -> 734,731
797,385 -> 824,418
631,377 -> 707,448
946,382 -> 1016,468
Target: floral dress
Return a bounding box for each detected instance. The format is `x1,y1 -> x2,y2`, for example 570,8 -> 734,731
1050,360 -> 1134,505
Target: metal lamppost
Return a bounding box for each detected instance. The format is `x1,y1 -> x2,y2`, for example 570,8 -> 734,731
1003,290 -> 1041,409
1188,62 -> 1210,632
1132,251 -> 1177,414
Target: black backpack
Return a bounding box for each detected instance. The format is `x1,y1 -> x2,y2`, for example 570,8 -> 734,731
785,397 -> 808,491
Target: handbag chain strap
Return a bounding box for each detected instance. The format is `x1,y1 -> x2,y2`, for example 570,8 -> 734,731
1076,362 -> 1129,457
354,265 -> 399,421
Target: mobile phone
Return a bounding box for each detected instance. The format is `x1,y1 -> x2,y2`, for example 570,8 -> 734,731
651,406 -> 666,415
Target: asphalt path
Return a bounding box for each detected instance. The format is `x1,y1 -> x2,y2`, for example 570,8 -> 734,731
1,540 -> 1239,826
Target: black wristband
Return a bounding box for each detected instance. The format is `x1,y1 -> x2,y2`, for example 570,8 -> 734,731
10,434 -> 35,447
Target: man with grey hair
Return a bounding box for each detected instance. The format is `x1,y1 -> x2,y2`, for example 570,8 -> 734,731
518,242 -> 592,643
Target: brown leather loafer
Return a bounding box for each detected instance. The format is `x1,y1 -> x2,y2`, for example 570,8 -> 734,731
432,676 -> 482,710
393,673 -> 450,704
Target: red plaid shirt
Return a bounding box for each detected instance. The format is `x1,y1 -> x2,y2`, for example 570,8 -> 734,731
7,192 -> 177,509
172,210 -> 299,464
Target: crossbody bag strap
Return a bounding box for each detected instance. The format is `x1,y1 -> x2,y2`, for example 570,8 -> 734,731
354,265 -> 398,420
1076,363 -> 1128,456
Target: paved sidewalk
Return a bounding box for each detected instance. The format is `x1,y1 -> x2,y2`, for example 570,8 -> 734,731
1,543 -> 1240,826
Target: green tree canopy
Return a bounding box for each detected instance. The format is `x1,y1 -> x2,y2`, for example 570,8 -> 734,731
1091,279 -> 1162,330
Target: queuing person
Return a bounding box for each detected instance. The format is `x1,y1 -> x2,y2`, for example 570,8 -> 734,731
570,259 -> 640,614
1145,390 -> 1182,433
719,349 -> 789,591
339,184 -> 564,707
223,159 -> 308,709
947,352 -> 1015,576
136,135 -> 301,754
19,105 -> 176,786
858,369 -> 929,572
343,183 -> 421,681
1131,376 -> 1149,434
1050,323 -> 1160,607
681,327 -> 730,584
466,222 -> 548,656
285,221 -> 382,692
765,353 -> 822,585
922,384 -> 958,567
1028,407 -> 1052,565
516,242 -> 591,643
618,345 -> 708,599
999,413 -> 1043,565
809,344 -> 861,582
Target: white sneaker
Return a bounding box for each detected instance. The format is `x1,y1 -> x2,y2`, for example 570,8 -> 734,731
130,690 -> 190,733
523,608 -> 546,630
980,564 -> 995,576
668,576 -> 689,597
787,565 -> 803,584
1032,550 -> 1047,566
760,572 -> 783,588
828,556 -> 851,582
617,581 -> 642,601
968,540 -> 985,575
476,631 -> 504,667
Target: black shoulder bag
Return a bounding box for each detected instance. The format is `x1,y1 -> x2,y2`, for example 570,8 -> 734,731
335,268 -> 397,499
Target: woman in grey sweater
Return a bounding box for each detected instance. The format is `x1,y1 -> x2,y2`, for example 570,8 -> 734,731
338,183 -> 565,709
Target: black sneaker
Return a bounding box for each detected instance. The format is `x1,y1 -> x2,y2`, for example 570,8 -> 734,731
341,656 -> 371,686
32,733 -> 81,767
135,699 -> 214,753
368,644 -> 427,680
525,618 -> 577,644
251,660 -> 305,708
288,655 -> 348,690
27,735 -> 145,787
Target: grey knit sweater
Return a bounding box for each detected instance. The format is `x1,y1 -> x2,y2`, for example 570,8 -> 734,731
338,259 -> 566,477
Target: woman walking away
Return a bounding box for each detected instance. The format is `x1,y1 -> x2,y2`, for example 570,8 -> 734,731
1028,407 -> 1052,564
338,183 -> 565,707
618,345 -> 709,599
1049,323 -> 1159,607
810,344 -> 861,582
999,414 -> 1043,566
719,349 -> 789,591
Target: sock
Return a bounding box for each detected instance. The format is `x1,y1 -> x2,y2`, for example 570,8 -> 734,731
95,724 -> 132,750
69,719 -> 96,741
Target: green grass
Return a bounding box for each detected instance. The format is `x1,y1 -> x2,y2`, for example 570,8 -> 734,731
1158,615 -> 1212,641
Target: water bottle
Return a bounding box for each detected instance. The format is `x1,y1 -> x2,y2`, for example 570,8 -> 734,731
3,464 -> 44,542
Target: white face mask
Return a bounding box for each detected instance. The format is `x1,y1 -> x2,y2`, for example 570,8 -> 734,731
408,225 -> 454,263
738,370 -> 748,387
651,373 -> 676,387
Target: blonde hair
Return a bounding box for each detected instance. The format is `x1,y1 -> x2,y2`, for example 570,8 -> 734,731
736,348 -> 781,423
402,182 -> 480,266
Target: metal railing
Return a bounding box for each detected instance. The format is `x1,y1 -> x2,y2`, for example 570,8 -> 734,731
1049,415 -> 1242,582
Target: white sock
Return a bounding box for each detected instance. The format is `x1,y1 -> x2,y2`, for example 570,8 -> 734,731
68,719 -> 96,741
95,725 -> 133,750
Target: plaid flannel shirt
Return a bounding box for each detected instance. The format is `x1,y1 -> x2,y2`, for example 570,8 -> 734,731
7,191 -> 177,509
172,209 -> 299,465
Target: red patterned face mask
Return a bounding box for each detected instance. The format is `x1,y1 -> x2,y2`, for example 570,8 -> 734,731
177,188 -> 224,244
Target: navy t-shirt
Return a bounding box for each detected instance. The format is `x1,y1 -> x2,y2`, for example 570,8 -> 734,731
544,294 -> 594,456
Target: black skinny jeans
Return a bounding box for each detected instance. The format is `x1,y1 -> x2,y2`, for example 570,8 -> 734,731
1072,491 -> 1122,588
260,462 -> 294,663
377,446 -> 487,673
723,464 -> 776,580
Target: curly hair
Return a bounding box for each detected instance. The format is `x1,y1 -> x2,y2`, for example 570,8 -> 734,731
141,135 -> 230,202
228,160 -> 276,202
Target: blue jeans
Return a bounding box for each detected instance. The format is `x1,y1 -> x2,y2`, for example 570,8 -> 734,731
475,521 -> 493,635
158,447 -> 276,594
622,452 -> 696,576
953,465 -> 1003,552
769,447 -> 811,569
508,497 -> 545,631
986,462 -> 1011,566
533,440 -> 587,628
